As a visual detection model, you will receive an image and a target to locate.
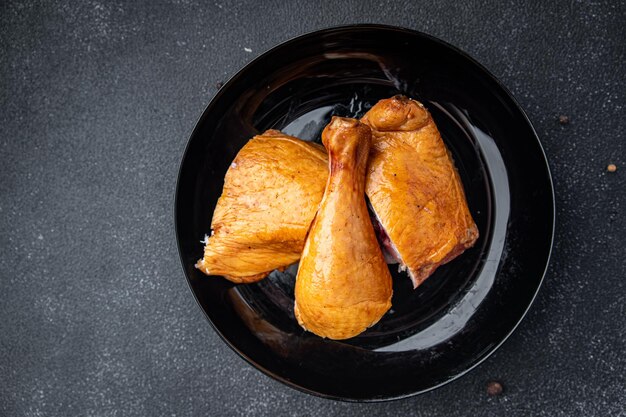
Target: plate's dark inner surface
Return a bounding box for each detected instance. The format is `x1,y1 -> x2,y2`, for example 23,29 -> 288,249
175,26 -> 554,401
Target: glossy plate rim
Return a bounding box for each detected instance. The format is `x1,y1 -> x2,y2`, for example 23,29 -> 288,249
174,23 -> 556,402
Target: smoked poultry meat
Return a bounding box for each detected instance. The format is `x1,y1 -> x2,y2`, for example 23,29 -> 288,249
294,117 -> 393,340
196,130 -> 328,283
196,95 -> 479,339
362,96 -> 479,288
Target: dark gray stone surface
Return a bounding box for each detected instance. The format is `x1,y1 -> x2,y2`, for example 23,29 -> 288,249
1,1 -> 625,416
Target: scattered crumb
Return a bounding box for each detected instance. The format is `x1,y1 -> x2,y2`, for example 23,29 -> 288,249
486,381 -> 503,396
558,115 -> 570,125
244,47 -> 252,53
607,164 -> 617,172
215,81 -> 224,89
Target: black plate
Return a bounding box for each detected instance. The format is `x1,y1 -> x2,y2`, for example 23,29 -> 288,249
175,25 -> 554,401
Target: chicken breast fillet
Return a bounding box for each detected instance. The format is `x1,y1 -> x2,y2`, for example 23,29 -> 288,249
362,96 -> 479,288
196,130 -> 328,283
294,117 -> 393,339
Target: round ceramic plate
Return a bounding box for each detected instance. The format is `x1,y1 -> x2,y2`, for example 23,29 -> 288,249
175,25 -> 554,401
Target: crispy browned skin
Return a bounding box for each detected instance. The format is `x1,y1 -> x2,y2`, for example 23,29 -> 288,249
294,117 -> 393,339
362,96 -> 479,288
196,130 -> 328,283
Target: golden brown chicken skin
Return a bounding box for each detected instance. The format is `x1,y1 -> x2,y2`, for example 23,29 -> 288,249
196,130 -> 328,283
294,117 -> 393,340
362,96 -> 479,288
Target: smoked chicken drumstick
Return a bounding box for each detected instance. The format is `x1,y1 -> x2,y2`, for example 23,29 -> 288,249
295,117 -> 393,339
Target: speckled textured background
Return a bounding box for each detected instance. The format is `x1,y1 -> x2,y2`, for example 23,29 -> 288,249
1,1 -> 625,416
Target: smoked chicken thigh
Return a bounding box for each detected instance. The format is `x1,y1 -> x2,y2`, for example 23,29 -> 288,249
294,117 -> 393,340
196,130 -> 328,283
362,96 -> 479,288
